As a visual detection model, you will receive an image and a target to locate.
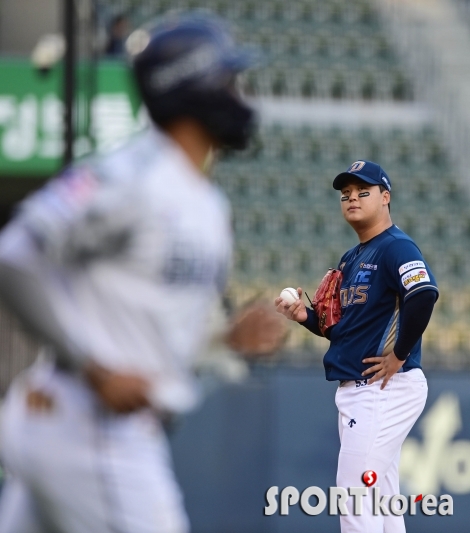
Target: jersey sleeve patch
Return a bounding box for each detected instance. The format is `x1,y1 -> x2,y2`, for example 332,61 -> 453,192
398,260 -> 425,276
401,268 -> 430,290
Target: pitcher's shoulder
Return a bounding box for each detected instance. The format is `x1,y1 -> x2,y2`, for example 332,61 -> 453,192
383,225 -> 417,246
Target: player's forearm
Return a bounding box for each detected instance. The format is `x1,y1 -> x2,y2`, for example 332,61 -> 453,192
394,290 -> 437,360
0,225 -> 86,368
0,261 -> 86,368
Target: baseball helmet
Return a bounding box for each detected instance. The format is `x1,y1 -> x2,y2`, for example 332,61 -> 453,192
130,11 -> 257,149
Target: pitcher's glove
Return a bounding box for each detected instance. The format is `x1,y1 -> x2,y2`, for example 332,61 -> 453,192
312,269 -> 343,336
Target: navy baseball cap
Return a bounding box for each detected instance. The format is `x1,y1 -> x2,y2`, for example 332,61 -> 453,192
333,160 -> 391,192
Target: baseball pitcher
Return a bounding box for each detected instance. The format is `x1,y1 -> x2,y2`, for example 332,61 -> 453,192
275,160 -> 438,533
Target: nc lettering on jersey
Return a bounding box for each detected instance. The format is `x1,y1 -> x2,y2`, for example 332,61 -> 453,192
354,270 -> 371,283
264,486 -> 453,517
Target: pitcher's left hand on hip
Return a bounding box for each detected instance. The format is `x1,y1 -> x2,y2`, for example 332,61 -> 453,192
362,351 -> 405,390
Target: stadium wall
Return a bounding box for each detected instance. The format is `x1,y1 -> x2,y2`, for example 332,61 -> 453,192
170,367 -> 470,533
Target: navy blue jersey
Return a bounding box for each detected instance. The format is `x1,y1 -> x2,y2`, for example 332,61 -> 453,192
323,225 -> 438,381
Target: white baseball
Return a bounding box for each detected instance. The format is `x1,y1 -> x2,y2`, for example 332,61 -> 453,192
280,287 -> 299,306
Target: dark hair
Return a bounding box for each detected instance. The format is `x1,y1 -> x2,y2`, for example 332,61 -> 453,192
379,185 -> 391,212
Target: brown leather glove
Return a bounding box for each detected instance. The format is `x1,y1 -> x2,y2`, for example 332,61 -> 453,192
312,269 -> 343,336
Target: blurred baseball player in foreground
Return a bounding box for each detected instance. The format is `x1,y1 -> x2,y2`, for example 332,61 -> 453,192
275,161 -> 438,533
0,12 -> 284,533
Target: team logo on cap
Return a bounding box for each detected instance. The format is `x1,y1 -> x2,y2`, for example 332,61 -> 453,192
349,161 -> 366,172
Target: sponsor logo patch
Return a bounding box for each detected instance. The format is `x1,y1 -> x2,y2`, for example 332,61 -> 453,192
399,260 -> 425,276
401,268 -> 430,290
360,262 -> 378,270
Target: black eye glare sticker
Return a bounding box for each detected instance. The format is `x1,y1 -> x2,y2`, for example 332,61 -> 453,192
341,195 -> 349,202
358,191 -> 370,198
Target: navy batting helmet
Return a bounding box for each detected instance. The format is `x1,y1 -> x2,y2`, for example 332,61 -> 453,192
129,11 -> 256,149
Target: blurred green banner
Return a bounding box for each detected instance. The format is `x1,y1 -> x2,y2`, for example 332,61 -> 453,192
0,58 -> 144,177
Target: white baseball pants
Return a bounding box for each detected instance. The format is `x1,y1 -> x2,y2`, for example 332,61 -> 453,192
0,362 -> 189,533
335,368 -> 428,533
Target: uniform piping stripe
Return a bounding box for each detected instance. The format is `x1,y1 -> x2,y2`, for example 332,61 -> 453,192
383,320 -> 398,355
377,296 -> 399,356
404,285 -> 439,299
